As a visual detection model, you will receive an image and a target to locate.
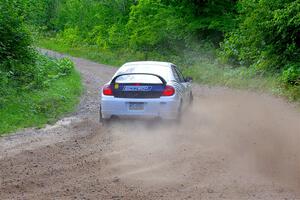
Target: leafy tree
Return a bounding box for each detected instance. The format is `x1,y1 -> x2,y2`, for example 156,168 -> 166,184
220,0 -> 299,85
22,0 -> 61,30
12,0 -> 298,89
0,0 -> 33,66
126,0 -> 186,52
221,0 -> 300,68
0,0 -> 76,93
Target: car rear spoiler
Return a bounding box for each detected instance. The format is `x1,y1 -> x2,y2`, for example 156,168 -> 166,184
111,73 -> 167,85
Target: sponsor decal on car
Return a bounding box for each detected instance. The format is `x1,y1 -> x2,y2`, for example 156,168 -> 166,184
123,86 -> 152,92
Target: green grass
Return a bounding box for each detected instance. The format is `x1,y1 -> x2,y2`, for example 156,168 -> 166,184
0,69 -> 82,135
183,63 -> 299,102
38,37 -> 300,104
184,63 -> 276,91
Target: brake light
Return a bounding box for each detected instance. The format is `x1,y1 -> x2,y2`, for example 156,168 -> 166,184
103,84 -> 113,96
162,85 -> 175,96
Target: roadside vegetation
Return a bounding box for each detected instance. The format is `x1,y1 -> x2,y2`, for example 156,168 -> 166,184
0,0 -> 299,135
38,38 -> 287,99
0,0 -> 82,135
28,0 -> 299,101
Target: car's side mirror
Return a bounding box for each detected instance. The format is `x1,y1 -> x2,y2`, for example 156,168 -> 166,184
185,77 -> 193,82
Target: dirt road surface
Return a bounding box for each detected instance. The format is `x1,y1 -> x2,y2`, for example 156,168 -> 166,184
1,50 -> 300,200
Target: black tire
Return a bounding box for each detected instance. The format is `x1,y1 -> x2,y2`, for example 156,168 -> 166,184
176,101 -> 183,123
189,91 -> 194,105
99,106 -> 109,125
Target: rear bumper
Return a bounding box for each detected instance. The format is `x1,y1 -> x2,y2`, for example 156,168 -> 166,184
101,96 -> 180,120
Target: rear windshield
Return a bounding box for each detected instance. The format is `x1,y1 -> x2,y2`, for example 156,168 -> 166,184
114,65 -> 172,83
115,74 -> 163,84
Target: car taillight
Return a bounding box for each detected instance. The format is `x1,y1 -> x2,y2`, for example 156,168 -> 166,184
103,84 -> 113,96
162,85 -> 175,96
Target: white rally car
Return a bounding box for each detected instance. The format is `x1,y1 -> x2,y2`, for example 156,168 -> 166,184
100,61 -> 193,122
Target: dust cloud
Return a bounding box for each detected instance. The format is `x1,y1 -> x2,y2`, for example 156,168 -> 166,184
103,88 -> 300,194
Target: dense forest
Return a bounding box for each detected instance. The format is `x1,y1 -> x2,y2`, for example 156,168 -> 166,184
27,0 -> 299,83
0,0 -> 299,132
3,0 -> 300,90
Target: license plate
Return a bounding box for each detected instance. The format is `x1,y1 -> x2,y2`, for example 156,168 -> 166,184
129,102 -> 144,110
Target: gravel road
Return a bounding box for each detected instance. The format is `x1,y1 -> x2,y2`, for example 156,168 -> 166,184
1,50 -> 300,200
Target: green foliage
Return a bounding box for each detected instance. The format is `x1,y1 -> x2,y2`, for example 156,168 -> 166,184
0,38 -> 81,134
42,0 -> 134,49
33,55 -> 75,88
0,0 -> 33,66
22,0 -> 60,30
26,0 -> 237,50
38,35 -> 300,102
280,64 -> 300,86
0,0 -> 75,91
1,52 -> 75,92
185,0 -> 237,44
57,27 -> 82,46
0,0 -> 83,134
220,0 -> 300,76
0,69 -> 82,135
0,0 -> 35,96
127,0 -> 185,52
3,0 -> 299,103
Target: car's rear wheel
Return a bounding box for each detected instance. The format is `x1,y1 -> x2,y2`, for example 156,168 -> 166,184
99,106 -> 109,125
176,100 -> 183,123
189,91 -> 194,105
